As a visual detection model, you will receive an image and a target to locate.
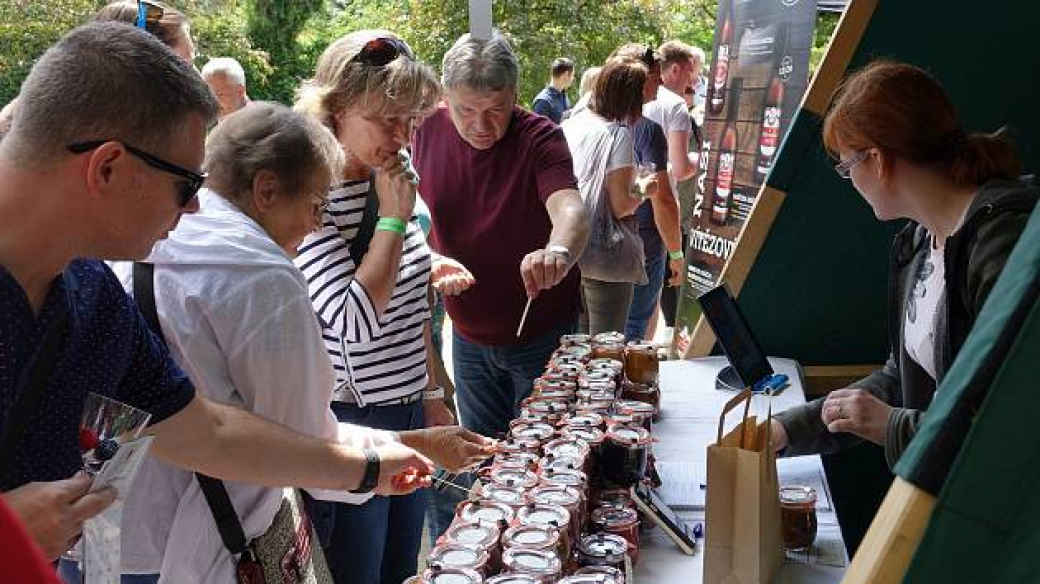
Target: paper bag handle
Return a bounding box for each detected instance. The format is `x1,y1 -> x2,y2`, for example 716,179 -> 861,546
716,388 -> 753,445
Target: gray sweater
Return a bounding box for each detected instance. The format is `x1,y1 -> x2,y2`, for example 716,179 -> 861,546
775,179 -> 1039,468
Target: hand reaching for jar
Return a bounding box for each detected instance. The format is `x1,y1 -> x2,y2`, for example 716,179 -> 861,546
398,427 -> 496,473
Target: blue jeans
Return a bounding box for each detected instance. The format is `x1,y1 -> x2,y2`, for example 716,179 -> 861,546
626,250 -> 666,341
426,321 -> 576,542
323,400 -> 427,584
58,559 -> 158,584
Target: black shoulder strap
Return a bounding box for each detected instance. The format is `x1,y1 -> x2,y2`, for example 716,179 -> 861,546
348,173 -> 381,265
131,262 -> 250,556
0,288 -> 69,479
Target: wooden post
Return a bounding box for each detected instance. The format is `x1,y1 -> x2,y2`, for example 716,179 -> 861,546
842,477 -> 935,584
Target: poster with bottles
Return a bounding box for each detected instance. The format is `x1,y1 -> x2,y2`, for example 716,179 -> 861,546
673,0 -> 817,357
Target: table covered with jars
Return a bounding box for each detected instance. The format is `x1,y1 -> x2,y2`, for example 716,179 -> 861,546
413,334 -> 847,584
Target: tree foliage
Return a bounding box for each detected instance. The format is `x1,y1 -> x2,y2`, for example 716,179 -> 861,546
1,0 -> 838,110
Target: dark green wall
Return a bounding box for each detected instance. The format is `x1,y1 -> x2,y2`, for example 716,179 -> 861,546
737,0 -> 1040,366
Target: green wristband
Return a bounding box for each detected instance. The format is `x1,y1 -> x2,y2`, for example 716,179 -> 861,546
668,249 -> 684,261
376,217 -> 407,235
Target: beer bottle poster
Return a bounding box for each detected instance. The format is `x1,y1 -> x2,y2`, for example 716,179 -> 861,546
673,0 -> 816,357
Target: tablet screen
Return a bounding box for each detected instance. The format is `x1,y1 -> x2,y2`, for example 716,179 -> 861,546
697,284 -> 773,388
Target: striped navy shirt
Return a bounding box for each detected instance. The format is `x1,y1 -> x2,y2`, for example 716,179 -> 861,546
295,179 -> 432,406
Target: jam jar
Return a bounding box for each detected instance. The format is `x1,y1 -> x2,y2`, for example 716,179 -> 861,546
501,524 -> 562,559
578,533 -> 628,572
584,379 -> 618,397
601,425 -> 650,488
587,358 -> 624,376
560,333 -> 592,347
551,361 -> 584,380
591,506 -> 641,564
428,543 -> 491,577
515,502 -> 573,559
488,467 -> 539,490
493,451 -> 540,472
482,483 -> 528,511
496,437 -> 542,456
509,421 -> 556,444
457,499 -> 515,527
500,547 -> 562,583
526,400 -> 569,424
539,468 -> 588,493
619,383 -> 661,422
561,411 -> 605,430
538,454 -> 584,475
442,519 -> 500,550
420,564 -> 484,584
623,342 -> 659,385
529,485 -> 583,546
592,488 -> 635,510
573,565 -> 625,583
592,332 -> 626,345
533,377 -> 576,393
614,400 -> 655,431
543,437 -> 591,462
557,344 -> 592,362
485,575 -> 540,584
780,485 -> 818,550
559,575 -> 622,584
590,342 -> 625,362
578,369 -> 615,389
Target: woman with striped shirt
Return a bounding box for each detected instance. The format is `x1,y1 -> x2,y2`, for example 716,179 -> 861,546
295,30 -> 479,584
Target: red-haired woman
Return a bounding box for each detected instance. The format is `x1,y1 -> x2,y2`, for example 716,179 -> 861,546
772,61 -> 1038,468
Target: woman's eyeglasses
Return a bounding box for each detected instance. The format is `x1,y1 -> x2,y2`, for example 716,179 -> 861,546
350,37 -> 414,67
67,141 -> 206,208
834,149 -> 870,179
136,0 -> 164,33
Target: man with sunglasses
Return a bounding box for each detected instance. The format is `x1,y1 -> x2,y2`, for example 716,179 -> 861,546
0,22 -> 434,563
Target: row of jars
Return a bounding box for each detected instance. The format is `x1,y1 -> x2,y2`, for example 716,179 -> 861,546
408,332 -> 661,584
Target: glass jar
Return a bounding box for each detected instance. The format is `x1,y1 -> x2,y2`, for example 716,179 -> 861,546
601,425 -> 650,489
577,533 -> 628,572
533,377 -> 577,393
501,524 -> 562,559
526,400 -> 569,424
457,499 -> 515,527
619,383 -> 661,422
561,412 -> 605,429
539,468 -> 588,493
592,332 -> 626,345
591,342 -> 625,362
442,520 -> 500,550
493,451 -> 540,472
420,564 -> 484,584
482,483 -> 528,511
573,565 -> 625,583
495,437 -> 542,456
560,333 -> 592,347
543,438 -> 590,462
551,361 -> 584,380
557,344 -> 592,362
614,399 -> 655,431
428,543 -> 491,577
509,421 -> 556,444
500,547 -> 562,583
515,502 -> 572,560
779,485 -> 818,550
559,575 -> 621,584
538,454 -> 583,475
592,488 -> 634,510
485,574 -> 540,584
578,369 -> 615,389
488,467 -> 539,490
592,506 -> 640,564
623,342 -> 659,385
529,485 -> 583,546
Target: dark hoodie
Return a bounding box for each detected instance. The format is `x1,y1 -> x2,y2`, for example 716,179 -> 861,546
776,179 -> 1040,468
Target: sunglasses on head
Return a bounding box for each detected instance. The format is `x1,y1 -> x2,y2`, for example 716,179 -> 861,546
67,141 -> 207,208
136,0 -> 164,33
351,37 -> 414,67
640,46 -> 661,68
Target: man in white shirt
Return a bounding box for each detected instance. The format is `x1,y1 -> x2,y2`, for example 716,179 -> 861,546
643,40 -> 704,185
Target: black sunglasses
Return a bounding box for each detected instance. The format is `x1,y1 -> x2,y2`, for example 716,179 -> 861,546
67,141 -> 207,208
351,37 -> 414,67
135,1 -> 164,33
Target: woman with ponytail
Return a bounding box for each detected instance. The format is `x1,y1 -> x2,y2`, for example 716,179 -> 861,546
772,60 -> 1039,468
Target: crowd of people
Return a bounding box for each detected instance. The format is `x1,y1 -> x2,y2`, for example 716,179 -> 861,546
0,1 -> 1037,583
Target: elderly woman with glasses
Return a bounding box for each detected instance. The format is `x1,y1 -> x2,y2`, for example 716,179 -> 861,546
295,30 -> 489,584
771,61 -> 1038,470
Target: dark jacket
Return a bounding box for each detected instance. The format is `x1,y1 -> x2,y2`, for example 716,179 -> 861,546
776,179 -> 1039,468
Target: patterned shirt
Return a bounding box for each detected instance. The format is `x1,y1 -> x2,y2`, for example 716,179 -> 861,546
0,260 -> 195,490
295,179 -> 432,405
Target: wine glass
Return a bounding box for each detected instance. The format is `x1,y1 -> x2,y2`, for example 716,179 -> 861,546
78,392 -> 152,475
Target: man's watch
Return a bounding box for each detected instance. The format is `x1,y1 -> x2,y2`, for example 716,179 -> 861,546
545,244 -> 572,263
350,448 -> 380,494
668,249 -> 684,261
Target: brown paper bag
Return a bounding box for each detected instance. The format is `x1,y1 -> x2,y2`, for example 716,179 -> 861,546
704,389 -> 782,584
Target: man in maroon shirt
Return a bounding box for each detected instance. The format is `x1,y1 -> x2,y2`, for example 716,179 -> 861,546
412,31 -> 589,536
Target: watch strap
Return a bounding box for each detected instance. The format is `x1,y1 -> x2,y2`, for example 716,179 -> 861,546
668,249 -> 684,261
350,448 -> 380,494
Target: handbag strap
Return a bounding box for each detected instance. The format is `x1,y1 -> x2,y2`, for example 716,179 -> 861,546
0,285 -> 70,479
131,262 -> 250,556
348,172 -> 380,266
